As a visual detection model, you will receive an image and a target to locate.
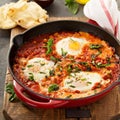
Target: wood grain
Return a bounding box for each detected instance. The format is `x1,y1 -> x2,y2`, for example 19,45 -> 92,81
2,17 -> 120,120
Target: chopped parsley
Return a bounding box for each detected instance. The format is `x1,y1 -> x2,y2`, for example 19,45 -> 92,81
40,62 -> 45,66
67,64 -> 73,73
69,85 -> 76,88
35,60 -> 45,66
78,62 -> 91,71
73,66 -> 81,72
66,94 -> 72,98
50,56 -> 61,63
48,84 -> 59,92
80,78 -> 87,81
28,73 -> 34,81
91,54 -> 111,68
49,70 -> 55,76
61,48 -> 68,57
57,64 -> 63,71
66,80 -> 73,84
67,64 -> 81,74
46,38 -> 53,55
27,64 -> 34,68
86,81 -> 92,86
39,72 -> 46,74
90,44 -> 103,49
6,83 -> 18,102
95,62 -> 111,68
21,67 -> 25,70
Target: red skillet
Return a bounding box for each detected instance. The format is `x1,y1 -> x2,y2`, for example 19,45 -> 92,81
8,20 -> 120,108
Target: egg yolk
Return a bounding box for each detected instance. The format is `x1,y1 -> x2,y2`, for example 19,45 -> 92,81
69,39 -> 80,50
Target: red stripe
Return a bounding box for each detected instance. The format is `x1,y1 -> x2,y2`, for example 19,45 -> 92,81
115,20 -> 118,37
100,0 -> 115,33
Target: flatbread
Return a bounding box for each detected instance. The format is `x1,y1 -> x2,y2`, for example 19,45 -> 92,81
0,0 -> 49,29
8,1 -> 49,29
0,3 -> 17,29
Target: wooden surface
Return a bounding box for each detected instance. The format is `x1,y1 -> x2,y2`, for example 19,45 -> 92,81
2,17 -> 120,120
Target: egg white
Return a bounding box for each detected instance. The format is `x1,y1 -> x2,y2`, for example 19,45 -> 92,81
56,37 -> 88,56
23,58 -> 55,82
63,71 -> 103,92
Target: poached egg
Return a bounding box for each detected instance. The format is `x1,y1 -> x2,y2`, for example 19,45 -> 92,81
23,58 -> 55,82
56,37 -> 88,56
63,71 -> 103,92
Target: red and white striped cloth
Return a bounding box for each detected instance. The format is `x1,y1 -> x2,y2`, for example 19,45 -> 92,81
84,0 -> 120,41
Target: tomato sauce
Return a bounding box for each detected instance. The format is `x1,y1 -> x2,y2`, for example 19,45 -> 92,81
13,31 -> 120,99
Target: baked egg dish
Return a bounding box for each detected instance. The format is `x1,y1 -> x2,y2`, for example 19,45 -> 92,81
13,31 -> 120,99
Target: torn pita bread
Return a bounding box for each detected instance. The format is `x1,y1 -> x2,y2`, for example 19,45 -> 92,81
0,3 -> 17,29
8,1 -> 49,29
0,0 -> 49,29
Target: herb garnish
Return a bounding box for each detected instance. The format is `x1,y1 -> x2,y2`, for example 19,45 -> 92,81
90,44 -> 103,49
94,62 -> 111,68
27,65 -> 34,68
6,83 -> 18,102
66,80 -> 73,84
67,64 -> 73,73
67,64 -> 81,74
91,52 -> 100,64
79,62 -> 91,71
66,94 -> 72,98
57,64 -> 63,71
48,84 -> 59,92
65,0 -> 79,14
81,78 -> 87,81
73,66 -> 81,72
91,54 -> 111,68
39,72 -> 46,74
69,56 -> 75,61
40,63 -> 45,66
69,85 -> 76,88
90,44 -> 103,65
61,48 -> 68,57
50,56 -> 61,63
28,73 -> 34,81
46,38 -> 53,55
22,68 -> 25,70
86,81 -> 92,86
49,70 -> 55,76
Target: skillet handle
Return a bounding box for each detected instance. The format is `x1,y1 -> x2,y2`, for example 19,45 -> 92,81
13,81 -> 68,108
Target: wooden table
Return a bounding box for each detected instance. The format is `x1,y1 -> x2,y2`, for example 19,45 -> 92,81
2,17 -> 120,120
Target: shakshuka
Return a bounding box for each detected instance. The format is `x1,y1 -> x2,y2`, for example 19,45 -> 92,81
13,31 -> 120,99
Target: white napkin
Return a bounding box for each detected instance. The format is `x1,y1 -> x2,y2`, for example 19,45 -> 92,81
83,0 -> 120,41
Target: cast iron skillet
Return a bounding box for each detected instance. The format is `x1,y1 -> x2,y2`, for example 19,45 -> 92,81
8,20 -> 120,108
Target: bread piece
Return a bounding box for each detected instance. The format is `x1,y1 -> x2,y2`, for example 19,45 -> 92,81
0,0 -> 49,29
8,1 -> 49,29
0,3 -> 17,29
